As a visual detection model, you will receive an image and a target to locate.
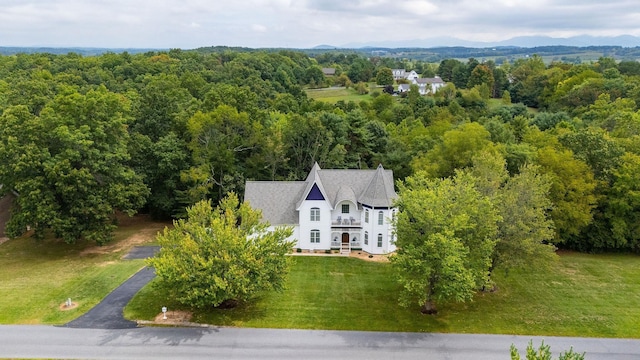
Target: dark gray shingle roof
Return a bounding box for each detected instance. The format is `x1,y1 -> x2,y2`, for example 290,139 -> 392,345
245,164 -> 397,226
245,181 -> 306,225
358,164 -> 397,207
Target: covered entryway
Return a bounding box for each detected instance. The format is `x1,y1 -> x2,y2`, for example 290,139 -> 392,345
340,232 -> 350,255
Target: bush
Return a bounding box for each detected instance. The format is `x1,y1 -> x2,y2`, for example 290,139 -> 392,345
510,341 -> 585,360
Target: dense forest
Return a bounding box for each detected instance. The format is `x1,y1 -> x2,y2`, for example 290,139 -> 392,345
0,49 -> 639,252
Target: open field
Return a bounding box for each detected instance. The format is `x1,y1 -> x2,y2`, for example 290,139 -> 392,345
0,216 -> 167,324
306,86 -> 375,103
127,252 -> 640,338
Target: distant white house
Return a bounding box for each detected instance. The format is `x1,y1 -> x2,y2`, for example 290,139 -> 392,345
412,77 -> 446,95
245,163 -> 397,255
392,69 -> 420,82
391,69 -> 406,80
405,70 -> 420,82
397,84 -> 411,93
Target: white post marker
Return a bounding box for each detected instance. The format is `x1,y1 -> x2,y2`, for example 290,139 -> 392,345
162,306 -> 167,320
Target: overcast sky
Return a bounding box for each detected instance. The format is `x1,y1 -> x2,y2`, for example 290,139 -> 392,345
1,0 -> 639,49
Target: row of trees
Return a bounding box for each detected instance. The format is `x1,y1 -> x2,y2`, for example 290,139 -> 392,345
0,50 -> 639,255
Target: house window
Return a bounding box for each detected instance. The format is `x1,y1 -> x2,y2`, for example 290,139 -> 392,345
310,207 -> 320,221
378,211 -> 384,225
310,230 -> 320,243
365,210 -> 369,223
341,204 -> 349,214
377,234 -> 383,247
364,231 -> 368,245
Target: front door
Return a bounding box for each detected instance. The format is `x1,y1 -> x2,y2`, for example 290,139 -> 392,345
341,233 -> 349,244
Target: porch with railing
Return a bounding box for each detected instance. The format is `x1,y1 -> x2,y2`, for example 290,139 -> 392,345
331,231 -> 362,253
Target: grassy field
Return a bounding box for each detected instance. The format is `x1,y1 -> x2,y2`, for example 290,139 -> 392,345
2,219 -> 639,337
0,217 -> 167,324
127,252 -> 640,338
306,86 -> 375,104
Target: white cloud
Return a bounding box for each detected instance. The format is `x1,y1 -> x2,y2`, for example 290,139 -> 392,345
0,0 -> 638,48
252,24 -> 268,33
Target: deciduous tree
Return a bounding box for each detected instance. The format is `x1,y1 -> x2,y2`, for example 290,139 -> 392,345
0,88 -> 148,244
148,194 -> 294,308
376,67 -> 394,86
392,171 -> 499,313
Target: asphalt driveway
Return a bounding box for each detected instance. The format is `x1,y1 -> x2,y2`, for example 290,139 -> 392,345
63,246 -> 160,329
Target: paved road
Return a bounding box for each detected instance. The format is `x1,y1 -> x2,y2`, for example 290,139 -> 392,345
64,246 -> 160,329
1,325 -> 639,360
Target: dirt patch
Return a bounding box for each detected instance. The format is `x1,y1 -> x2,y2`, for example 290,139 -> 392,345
80,225 -> 164,257
59,301 -> 79,311
97,261 -> 117,267
0,237 -> 9,246
350,251 -> 391,262
153,310 -> 193,323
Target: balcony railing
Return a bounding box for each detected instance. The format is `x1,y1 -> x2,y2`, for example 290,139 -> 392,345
331,217 -> 361,226
331,240 -> 362,248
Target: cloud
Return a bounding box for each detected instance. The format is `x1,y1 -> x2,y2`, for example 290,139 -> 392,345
252,24 -> 268,33
0,0 -> 637,48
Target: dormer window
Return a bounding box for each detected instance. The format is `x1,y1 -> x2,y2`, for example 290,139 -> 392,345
341,204 -> 349,214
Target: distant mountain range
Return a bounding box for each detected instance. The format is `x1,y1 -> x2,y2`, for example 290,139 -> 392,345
321,35 -> 640,49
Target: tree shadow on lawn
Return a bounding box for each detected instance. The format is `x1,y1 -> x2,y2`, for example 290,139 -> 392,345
190,298 -> 269,327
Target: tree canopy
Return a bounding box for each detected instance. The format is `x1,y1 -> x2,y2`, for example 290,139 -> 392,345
0,87 -> 148,243
392,171 -> 499,313
0,49 -> 638,253
148,193 -> 294,308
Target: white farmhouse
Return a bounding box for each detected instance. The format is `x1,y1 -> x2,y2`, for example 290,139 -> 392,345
245,163 -> 397,255
404,70 -> 420,82
412,77 -> 446,95
391,69 -> 406,80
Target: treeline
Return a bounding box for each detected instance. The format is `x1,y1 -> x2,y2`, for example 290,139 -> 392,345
299,45 -> 640,63
0,50 -> 639,253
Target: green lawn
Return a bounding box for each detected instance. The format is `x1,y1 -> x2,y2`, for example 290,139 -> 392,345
306,87 -> 374,104
0,218 -> 167,324
127,252 -> 640,338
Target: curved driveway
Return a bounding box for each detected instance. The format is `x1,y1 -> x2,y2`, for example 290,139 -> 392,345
63,246 -> 160,329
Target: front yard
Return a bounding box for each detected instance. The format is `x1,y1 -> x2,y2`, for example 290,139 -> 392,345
1,220 -> 638,337
127,252 -> 640,338
0,217 -> 167,324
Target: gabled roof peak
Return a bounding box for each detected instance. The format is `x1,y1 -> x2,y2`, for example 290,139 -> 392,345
298,162 -> 331,209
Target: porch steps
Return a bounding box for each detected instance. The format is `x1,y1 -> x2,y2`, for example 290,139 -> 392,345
340,242 -> 351,256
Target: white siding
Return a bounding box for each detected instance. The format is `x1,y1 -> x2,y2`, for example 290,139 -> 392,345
361,207 -> 396,254
298,200 -> 332,250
